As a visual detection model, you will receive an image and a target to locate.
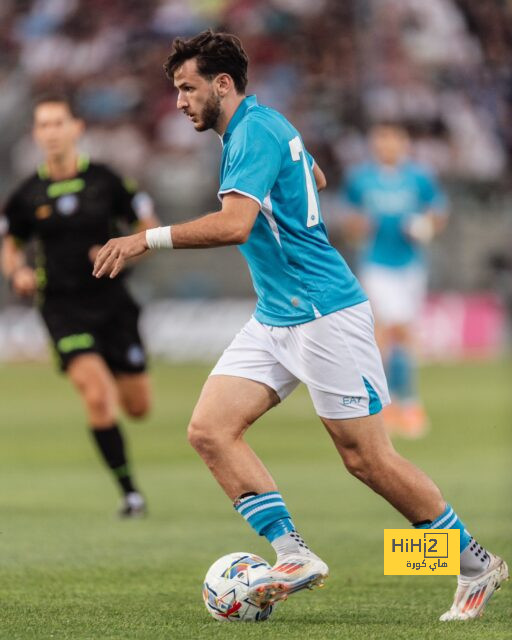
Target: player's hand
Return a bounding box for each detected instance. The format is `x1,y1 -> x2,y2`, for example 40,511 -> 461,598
93,232 -> 148,279
405,215 -> 434,245
10,266 -> 37,296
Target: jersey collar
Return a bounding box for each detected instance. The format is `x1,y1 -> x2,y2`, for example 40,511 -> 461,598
37,153 -> 90,180
222,95 -> 258,144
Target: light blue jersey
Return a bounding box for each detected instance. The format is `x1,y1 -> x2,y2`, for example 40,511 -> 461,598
342,161 -> 447,269
219,95 -> 366,326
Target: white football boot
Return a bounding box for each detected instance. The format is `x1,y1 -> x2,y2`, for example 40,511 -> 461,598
119,491 -> 147,518
440,554 -> 508,621
248,553 -> 329,607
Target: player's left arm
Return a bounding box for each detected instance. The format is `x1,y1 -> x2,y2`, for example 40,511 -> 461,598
312,162 -> 327,192
406,169 -> 449,244
93,193 -> 260,279
304,147 -> 326,192
425,207 -> 448,234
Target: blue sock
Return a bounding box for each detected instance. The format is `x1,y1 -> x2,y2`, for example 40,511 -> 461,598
234,492 -> 295,543
387,345 -> 416,401
413,504 -> 472,552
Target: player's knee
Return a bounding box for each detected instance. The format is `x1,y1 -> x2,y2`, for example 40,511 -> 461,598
127,405 -> 150,420
187,418 -> 213,452
187,416 -> 222,458
389,324 -> 410,343
124,395 -> 151,420
117,375 -> 152,419
343,445 -> 395,487
342,448 -> 370,482
83,386 -> 115,423
341,446 -> 382,484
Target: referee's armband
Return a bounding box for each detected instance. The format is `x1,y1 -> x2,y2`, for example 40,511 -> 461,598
146,226 -> 173,249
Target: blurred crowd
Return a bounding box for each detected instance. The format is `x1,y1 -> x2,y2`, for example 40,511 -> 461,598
0,0 -> 511,206
0,0 -> 511,347
0,0 -> 511,304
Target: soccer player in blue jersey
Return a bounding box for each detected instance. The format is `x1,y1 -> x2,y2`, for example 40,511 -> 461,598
341,123 -> 448,437
93,30 -> 507,620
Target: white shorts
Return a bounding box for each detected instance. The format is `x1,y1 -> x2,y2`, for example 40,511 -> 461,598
360,265 -> 427,326
210,301 -> 390,420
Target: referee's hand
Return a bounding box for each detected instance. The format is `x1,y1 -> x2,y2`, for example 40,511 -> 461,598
10,266 -> 37,296
93,232 -> 148,279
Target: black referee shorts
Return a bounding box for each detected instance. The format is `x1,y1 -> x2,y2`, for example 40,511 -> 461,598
40,286 -> 147,374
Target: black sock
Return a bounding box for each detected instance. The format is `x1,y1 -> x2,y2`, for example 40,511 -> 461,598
91,424 -> 137,495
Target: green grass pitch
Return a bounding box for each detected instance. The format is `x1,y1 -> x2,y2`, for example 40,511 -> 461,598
0,359 -> 511,639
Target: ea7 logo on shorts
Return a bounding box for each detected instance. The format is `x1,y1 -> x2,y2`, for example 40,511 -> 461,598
341,396 -> 362,406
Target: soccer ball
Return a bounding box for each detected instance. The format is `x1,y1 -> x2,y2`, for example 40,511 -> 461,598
202,552 -> 277,622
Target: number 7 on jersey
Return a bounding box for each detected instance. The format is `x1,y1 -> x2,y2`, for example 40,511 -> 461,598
289,135 -> 320,228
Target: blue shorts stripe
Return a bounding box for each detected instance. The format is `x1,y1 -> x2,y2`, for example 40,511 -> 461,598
363,376 -> 382,415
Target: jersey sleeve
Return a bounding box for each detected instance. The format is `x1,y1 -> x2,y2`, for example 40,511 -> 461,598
416,169 -> 448,214
109,170 -> 154,225
2,189 -> 34,242
219,120 -> 282,206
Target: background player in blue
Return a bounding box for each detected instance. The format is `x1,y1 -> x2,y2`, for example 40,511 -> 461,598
93,30 -> 507,620
341,123 -> 448,437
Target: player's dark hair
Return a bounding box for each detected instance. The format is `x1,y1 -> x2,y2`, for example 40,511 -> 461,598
32,91 -> 79,118
163,29 -> 248,94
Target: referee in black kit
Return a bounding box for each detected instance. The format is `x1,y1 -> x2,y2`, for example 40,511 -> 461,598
1,94 -> 159,517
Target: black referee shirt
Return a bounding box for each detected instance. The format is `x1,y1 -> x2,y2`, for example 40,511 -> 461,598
3,156 -> 143,296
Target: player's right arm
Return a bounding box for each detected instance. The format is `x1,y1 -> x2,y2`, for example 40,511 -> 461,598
93,193 -> 260,279
337,166 -> 372,244
167,193 -> 259,248
1,234 -> 37,296
2,187 -> 37,296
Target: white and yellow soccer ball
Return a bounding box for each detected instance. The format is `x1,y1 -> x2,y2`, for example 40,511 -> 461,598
202,552 -> 277,622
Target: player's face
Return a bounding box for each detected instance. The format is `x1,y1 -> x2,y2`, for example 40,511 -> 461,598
370,126 -> 409,166
33,102 -> 83,158
174,59 -> 222,132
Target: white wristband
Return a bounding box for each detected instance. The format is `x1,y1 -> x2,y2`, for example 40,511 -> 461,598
146,226 -> 173,249
407,216 -> 434,245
